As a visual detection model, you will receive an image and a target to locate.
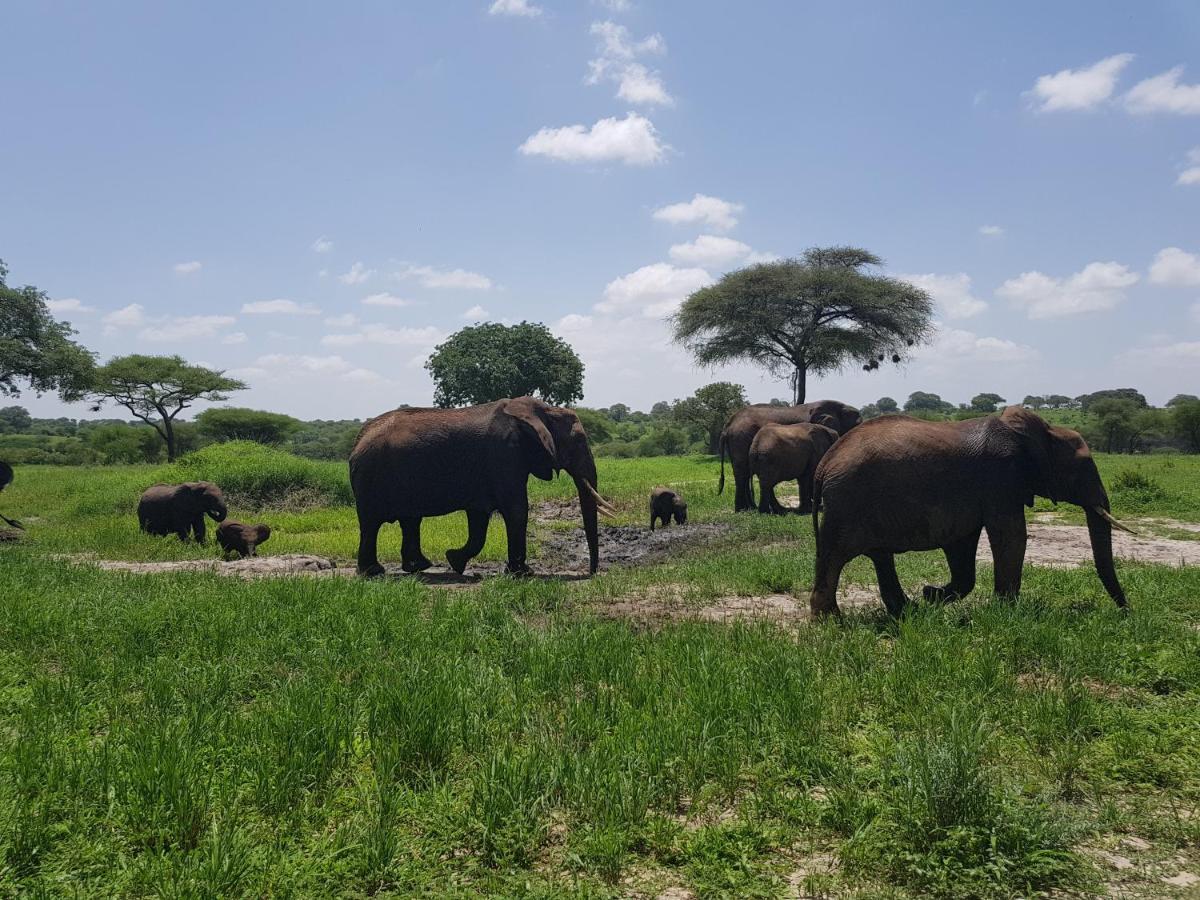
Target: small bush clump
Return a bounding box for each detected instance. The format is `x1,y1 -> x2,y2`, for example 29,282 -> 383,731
1109,468 -> 1169,509
166,441 -> 352,508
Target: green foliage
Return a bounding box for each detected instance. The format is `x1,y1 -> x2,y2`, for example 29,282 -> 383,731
1171,400 -> 1200,453
425,321 -> 584,407
195,407 -> 302,445
904,391 -> 953,413
84,424 -> 164,464
571,407 -> 612,443
970,392 -> 1006,412
1109,468 -> 1170,509
671,381 -> 747,453
1078,388 -> 1148,412
673,247 -> 934,403
877,396 -> 899,413
0,406 -> 32,433
168,441 -> 353,507
1167,394 -> 1200,408
0,259 -> 96,400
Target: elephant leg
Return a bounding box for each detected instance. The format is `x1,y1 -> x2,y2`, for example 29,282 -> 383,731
501,498 -> 532,575
868,552 -> 910,618
986,515 -> 1027,599
400,517 -> 433,573
192,514 -> 206,543
650,512 -> 656,531
447,510 -> 490,575
758,477 -> 781,514
923,529 -> 981,603
809,532 -> 850,618
797,469 -> 814,515
733,456 -> 753,513
356,510 -> 386,577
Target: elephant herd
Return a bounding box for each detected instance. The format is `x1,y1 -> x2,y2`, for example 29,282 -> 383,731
2,394 -> 1135,616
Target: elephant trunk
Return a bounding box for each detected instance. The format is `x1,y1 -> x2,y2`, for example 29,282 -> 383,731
209,501 -> 228,522
1084,504 -> 1127,608
571,452 -> 601,575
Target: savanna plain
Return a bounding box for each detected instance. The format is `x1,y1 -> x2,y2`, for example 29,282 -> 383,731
2,444 -> 1200,898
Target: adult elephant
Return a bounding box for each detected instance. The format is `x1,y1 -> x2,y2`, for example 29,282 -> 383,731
718,400 -> 861,512
749,422 -> 840,515
138,482 -> 228,541
0,461 -> 22,530
350,397 -> 614,577
809,407 -> 1132,617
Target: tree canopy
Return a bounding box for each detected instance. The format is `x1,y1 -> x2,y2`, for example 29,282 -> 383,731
671,382 -> 748,453
971,392 -> 1007,412
425,321 -> 584,408
672,247 -> 934,404
196,407 -> 302,445
0,260 -> 95,400
88,355 -> 246,461
904,391 -> 953,413
1078,389 -> 1147,412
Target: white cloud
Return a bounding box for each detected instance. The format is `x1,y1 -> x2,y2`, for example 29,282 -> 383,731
1192,301 -> 1200,324
594,0 -> 632,9
933,327 -> 1039,363
222,332 -> 248,345
1177,147 -> 1200,186
1029,53 -> 1133,112
322,324 -> 445,348
1121,340 -> 1200,367
102,303 -> 147,328
241,298 -> 320,315
173,260 -> 202,275
900,273 -> 987,319
586,21 -> 672,107
488,0 -> 541,16
324,313 -> 358,327
395,265 -> 493,290
343,367 -> 385,383
462,304 -> 490,320
519,113 -> 667,166
139,315 -> 237,342
979,224 -> 1004,237
46,298 -> 94,314
311,236 -> 333,253
997,261 -> 1138,318
339,262 -> 374,285
597,262 -> 714,318
652,193 -> 743,231
1149,247 -> 1200,286
668,235 -> 758,268
362,292 -> 414,308
1124,66 -> 1200,115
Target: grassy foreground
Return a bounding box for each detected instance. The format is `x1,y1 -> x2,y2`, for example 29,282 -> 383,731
1,450 -> 1199,896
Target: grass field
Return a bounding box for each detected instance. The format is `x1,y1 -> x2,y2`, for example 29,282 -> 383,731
1,448 -> 1199,897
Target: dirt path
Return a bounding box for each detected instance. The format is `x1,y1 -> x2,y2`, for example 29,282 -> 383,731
1003,523 -> 1200,568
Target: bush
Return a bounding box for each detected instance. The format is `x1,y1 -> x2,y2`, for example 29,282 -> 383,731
166,442 -> 352,507
1109,468 -> 1169,509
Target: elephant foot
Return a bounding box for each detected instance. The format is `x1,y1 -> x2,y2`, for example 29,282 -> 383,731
505,562 -> 534,577
922,584 -> 961,604
446,549 -> 471,576
359,563 -> 386,578
402,555 -> 434,574
797,504 -> 813,515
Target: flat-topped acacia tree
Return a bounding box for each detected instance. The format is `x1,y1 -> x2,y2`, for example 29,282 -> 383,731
88,355 -> 246,461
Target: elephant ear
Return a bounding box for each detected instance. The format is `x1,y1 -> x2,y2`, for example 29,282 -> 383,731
1000,407 -> 1060,505
505,398 -> 557,481
256,524 -> 272,542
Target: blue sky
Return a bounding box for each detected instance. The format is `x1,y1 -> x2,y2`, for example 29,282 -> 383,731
3,0 -> 1199,419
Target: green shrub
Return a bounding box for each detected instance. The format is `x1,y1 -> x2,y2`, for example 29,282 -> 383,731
1109,468 -> 1169,509
165,441 -> 352,507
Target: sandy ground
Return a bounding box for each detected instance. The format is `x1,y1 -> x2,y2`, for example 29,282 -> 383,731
1013,522 -> 1200,568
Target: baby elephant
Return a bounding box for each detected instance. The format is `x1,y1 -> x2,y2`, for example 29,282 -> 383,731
749,422 -> 840,515
649,487 -> 687,530
216,521 -> 271,558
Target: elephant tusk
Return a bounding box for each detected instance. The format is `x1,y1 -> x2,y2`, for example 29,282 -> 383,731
1094,506 -> 1137,535
585,481 -> 619,517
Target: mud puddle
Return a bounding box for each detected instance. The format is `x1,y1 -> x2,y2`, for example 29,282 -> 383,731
537,522 -> 731,571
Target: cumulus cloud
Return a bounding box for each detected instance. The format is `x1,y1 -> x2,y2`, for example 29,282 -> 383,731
652,193 -> 743,231
339,261 -> 374,285
311,236 -> 333,253
1149,247 -> 1200,286
997,261 -> 1138,318
1120,340 -> 1200,367
462,304 -> 490,320
488,0 -> 541,16
979,224 -> 1004,237
594,0 -> 631,9
933,327 -> 1039,363
1124,66 -> 1200,115
597,262 -> 714,318
324,313 -> 358,327
1178,148 -> 1200,186
586,21 -> 672,106
668,235 -> 770,269
173,260 -> 202,275
46,298 -> 94,314
102,304 -> 148,329
362,292 -> 414,308
395,265 -> 492,290
322,324 -> 445,348
899,273 -> 987,319
519,113 -> 667,166
1028,53 -> 1133,112
139,315 -> 237,342
222,332 -> 248,345
241,298 -> 320,315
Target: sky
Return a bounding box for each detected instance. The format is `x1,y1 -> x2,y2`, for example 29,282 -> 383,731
2,0 -> 1199,421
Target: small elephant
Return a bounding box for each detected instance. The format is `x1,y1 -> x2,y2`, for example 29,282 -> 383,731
649,487 -> 687,530
138,481 -> 228,542
216,521 -> 271,558
0,460 -> 22,530
749,422 -> 840,515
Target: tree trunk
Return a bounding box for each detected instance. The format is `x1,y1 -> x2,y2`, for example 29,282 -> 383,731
163,417 -> 177,462
791,365 -> 807,405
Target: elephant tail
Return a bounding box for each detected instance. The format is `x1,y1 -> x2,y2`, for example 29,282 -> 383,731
717,431 -> 728,494
810,472 -> 823,546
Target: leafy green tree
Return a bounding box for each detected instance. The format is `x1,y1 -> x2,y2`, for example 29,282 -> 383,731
639,424 -> 689,456
605,403 -> 630,422
87,355 -> 246,461
1044,394 -> 1075,409
876,396 -> 899,413
859,403 -> 881,420
1078,389 -> 1147,412
971,392 -> 1007,412
671,382 -> 748,453
673,247 -> 934,404
425,322 -> 584,408
1127,408 -> 1169,453
0,259 -> 95,400
0,406 -> 32,433
1171,400 -> 1200,453
904,391 -> 951,413
84,424 -> 164,464
196,407 -> 302,445
572,408 -> 613,443
1022,395 -> 1046,409
1086,398 -> 1142,453
650,401 -> 673,419
1167,394 -> 1200,408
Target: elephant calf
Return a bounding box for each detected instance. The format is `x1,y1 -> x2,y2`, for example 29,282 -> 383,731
649,487 -> 687,530
138,481 -> 228,542
749,422 -> 839,514
216,521 -> 271,558
0,460 -> 22,530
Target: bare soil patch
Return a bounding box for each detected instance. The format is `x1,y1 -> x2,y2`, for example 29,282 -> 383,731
587,583 -> 879,628
537,521 -> 732,571
88,554 -> 342,579
997,523 -> 1200,569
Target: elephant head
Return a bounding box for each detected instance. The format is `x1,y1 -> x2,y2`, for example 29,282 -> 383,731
1000,407 -> 1130,607
504,397 -> 612,574
185,481 -> 228,522
811,401 -> 861,435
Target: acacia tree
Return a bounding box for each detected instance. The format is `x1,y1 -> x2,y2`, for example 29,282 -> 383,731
671,382 -> 747,453
88,355 -> 246,460
0,259 -> 95,400
672,247 -> 933,404
425,321 -> 584,407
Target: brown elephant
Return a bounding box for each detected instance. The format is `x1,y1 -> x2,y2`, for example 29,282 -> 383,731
216,521 -> 271,558
809,407 -> 1132,617
350,396 -> 614,577
718,400 -> 861,512
137,481 -> 228,541
749,422 -> 839,515
649,487 -> 687,530
0,460 -> 22,530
